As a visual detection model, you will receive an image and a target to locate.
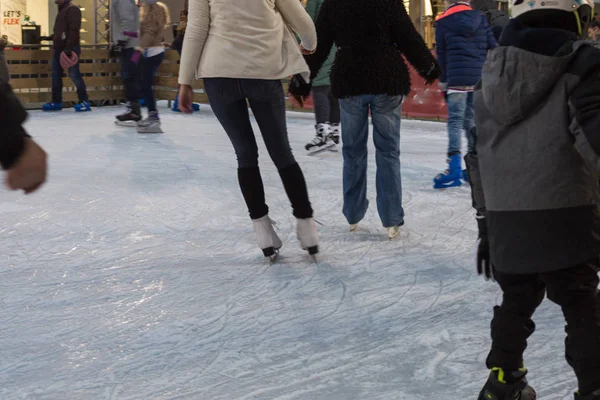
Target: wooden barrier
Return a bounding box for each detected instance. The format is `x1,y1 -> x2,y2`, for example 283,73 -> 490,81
5,45 -> 309,112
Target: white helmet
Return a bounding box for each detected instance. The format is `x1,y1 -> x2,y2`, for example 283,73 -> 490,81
511,0 -> 594,18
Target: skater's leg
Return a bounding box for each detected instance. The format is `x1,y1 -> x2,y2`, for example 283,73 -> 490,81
339,96 -> 370,225
543,261 -> 600,395
204,78 -> 267,218
120,48 -> 139,104
446,92 -> 468,156
486,271 -> 545,372
243,79 -> 313,218
68,47 -> 88,103
312,86 -> 331,125
51,50 -> 64,104
141,52 -> 165,113
464,92 -> 475,154
370,94 -> 404,228
329,88 -> 340,125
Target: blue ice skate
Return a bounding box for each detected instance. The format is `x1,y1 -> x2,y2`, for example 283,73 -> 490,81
172,96 -> 200,112
74,101 -> 91,112
433,154 -> 463,189
42,102 -> 63,111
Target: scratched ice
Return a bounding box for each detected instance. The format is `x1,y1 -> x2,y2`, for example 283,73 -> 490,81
0,103 -> 580,399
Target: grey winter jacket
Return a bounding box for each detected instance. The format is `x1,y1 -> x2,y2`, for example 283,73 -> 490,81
110,0 -> 140,48
470,22 -> 600,274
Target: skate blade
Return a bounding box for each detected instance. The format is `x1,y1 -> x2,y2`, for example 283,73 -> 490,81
433,180 -> 462,189
307,143 -> 335,156
115,120 -> 138,127
137,127 -> 164,134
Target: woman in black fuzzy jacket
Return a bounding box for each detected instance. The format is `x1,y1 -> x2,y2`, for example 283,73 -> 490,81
293,0 -> 440,238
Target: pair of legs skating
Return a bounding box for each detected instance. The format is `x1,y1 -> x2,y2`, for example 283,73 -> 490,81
43,47 -> 91,112
434,91 -> 475,188
339,94 -> 404,239
305,85 -> 341,154
204,78 -> 318,259
479,261 -> 600,400
116,49 -> 164,133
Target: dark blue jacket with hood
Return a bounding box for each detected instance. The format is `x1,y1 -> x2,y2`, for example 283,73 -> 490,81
435,2 -> 496,87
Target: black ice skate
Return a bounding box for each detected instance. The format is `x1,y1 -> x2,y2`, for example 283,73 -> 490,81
477,368 -> 536,400
575,389 -> 600,400
115,102 -> 142,127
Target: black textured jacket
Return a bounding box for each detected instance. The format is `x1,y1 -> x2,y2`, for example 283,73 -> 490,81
0,83 -> 29,170
305,0 -> 440,99
53,0 -> 82,51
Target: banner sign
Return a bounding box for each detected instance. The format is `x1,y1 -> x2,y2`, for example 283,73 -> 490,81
1,0 -> 27,44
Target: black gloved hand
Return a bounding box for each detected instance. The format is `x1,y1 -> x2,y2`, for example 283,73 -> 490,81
288,74 -> 311,108
109,40 -> 127,58
422,61 -> 442,85
476,214 -> 494,281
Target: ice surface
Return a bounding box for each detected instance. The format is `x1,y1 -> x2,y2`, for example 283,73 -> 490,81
0,103 -> 578,399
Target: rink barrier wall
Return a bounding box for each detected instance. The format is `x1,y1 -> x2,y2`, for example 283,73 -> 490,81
4,45 -> 448,120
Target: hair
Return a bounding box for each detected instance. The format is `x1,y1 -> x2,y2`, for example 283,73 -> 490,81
140,1 -> 171,29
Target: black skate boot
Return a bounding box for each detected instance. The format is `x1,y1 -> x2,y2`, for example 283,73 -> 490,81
575,389 -> 600,400
477,368 -> 536,400
115,101 -> 142,126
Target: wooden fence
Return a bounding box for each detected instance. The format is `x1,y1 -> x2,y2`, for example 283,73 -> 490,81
5,45 -> 302,111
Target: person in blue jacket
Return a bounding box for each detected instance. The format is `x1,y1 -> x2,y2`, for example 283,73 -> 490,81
433,0 -> 496,189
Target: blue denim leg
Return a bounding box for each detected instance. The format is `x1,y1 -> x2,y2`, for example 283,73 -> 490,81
446,92 -> 469,155
371,94 -> 404,228
204,78 -> 259,168
51,50 -> 63,103
141,52 -> 165,112
340,96 -> 370,225
67,47 -> 88,102
464,92 -> 475,154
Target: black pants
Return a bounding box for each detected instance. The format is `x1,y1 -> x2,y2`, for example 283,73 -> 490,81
204,78 -> 313,220
488,261 -> 600,394
120,48 -> 139,103
312,85 -> 340,125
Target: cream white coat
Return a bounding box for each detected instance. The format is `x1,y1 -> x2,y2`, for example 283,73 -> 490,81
178,0 -> 317,85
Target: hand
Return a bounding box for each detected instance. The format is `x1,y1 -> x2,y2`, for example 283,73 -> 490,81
178,84 -> 194,113
162,42 -> 171,48
300,44 -> 315,55
130,49 -> 142,64
288,74 -> 311,108
475,215 -> 493,281
6,138 -> 47,194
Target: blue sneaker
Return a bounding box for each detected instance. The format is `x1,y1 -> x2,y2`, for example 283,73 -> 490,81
193,103 -> 200,112
42,102 -> 63,111
74,101 -> 91,112
171,96 -> 180,112
433,154 -> 463,189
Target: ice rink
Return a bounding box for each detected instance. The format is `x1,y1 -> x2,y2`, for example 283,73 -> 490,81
0,104 -> 580,399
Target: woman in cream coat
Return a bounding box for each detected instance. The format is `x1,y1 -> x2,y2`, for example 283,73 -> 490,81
178,0 -> 319,261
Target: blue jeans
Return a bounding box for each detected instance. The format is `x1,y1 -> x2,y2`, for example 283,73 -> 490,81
140,52 -> 165,112
51,46 -> 88,103
339,95 -> 404,228
120,48 -> 139,103
447,92 -> 475,155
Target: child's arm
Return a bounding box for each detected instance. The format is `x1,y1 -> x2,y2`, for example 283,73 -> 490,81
464,125 -> 493,280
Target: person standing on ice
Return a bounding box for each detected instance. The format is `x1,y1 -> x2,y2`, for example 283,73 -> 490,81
110,0 -> 142,125
177,0 -> 320,261
41,0 -> 91,113
302,0 -> 340,155
135,0 -> 170,133
291,0 -> 440,239
466,0 -> 600,397
432,0 -> 496,189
